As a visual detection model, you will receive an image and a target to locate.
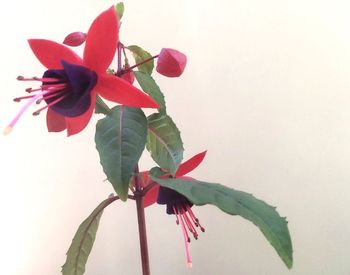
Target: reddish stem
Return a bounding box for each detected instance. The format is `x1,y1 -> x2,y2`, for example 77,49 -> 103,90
121,54 -> 159,74
134,166 -> 151,275
117,42 -> 122,75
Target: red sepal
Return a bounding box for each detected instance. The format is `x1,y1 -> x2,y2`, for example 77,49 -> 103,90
65,93 -> 96,136
83,6 -> 118,73
28,39 -> 83,69
144,184 -> 160,207
46,108 -> 66,132
96,74 -> 159,108
175,151 -> 207,177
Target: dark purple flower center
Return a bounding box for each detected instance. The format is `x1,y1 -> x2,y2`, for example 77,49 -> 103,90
42,60 -> 97,117
157,186 -> 193,214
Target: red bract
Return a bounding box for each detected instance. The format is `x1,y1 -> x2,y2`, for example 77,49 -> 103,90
63,32 -> 87,47
156,48 -> 187,77
6,6 -> 158,136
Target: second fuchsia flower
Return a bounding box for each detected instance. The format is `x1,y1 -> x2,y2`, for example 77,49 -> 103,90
139,151 -> 207,267
6,6 -> 158,136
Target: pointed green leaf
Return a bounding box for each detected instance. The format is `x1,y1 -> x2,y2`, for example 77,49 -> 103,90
127,45 -> 154,75
95,106 -> 148,200
134,71 -> 166,114
62,196 -> 118,275
115,2 -> 124,20
94,95 -> 111,115
146,114 -> 183,175
151,177 -> 293,268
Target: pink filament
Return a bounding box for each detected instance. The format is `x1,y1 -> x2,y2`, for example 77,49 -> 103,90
178,209 -> 192,268
6,92 -> 44,129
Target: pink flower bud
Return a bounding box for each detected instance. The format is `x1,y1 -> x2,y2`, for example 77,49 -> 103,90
156,48 -> 187,77
121,64 -> 135,84
63,32 -> 87,47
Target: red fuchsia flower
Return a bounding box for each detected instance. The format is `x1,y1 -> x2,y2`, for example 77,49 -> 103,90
156,48 -> 187,77
5,6 -> 158,136
63,32 -> 87,47
140,151 -> 207,267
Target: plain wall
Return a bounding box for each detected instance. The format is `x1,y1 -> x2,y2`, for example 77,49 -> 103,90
1,0 -> 350,274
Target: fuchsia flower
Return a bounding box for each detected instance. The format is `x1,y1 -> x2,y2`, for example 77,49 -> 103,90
140,151 -> 207,267
6,7 -> 158,136
156,48 -> 187,77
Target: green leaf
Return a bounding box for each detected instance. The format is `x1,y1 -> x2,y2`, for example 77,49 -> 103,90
115,2 -> 124,20
94,95 -> 111,115
127,45 -> 154,75
95,106 -> 148,200
151,177 -> 293,269
62,196 -> 118,275
134,71 -> 166,114
146,113 -> 183,175
149,166 -> 166,178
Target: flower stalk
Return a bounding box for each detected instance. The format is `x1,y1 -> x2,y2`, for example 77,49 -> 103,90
134,165 -> 151,275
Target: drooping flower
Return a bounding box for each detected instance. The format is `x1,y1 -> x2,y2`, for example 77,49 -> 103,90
5,6 -> 158,136
140,151 -> 207,267
156,48 -> 187,77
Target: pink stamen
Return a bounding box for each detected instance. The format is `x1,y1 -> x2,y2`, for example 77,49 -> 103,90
17,76 -> 59,83
41,83 -> 67,90
5,75 -> 68,134
32,94 -> 67,116
4,92 -> 44,134
178,208 -> 192,268
172,205 -> 180,225
26,87 -> 40,93
185,205 -> 205,232
183,211 -> 198,239
13,95 -> 36,102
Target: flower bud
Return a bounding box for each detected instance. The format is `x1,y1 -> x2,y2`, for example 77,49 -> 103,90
121,64 -> 135,84
63,32 -> 87,47
156,48 -> 187,77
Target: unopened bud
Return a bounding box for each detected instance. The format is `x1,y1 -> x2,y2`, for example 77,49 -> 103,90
63,32 -> 87,47
121,64 -> 135,84
156,48 -> 187,77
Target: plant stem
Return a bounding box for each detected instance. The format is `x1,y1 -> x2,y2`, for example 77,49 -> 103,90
121,54 -> 159,74
134,166 -> 151,275
117,42 -> 122,75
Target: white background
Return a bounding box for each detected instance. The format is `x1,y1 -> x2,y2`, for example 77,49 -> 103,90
1,0 -> 350,274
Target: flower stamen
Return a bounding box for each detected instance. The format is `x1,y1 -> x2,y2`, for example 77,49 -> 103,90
177,207 -> 192,268
4,76 -> 69,134
172,205 -> 180,225
32,94 -> 67,116
17,76 -> 59,83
